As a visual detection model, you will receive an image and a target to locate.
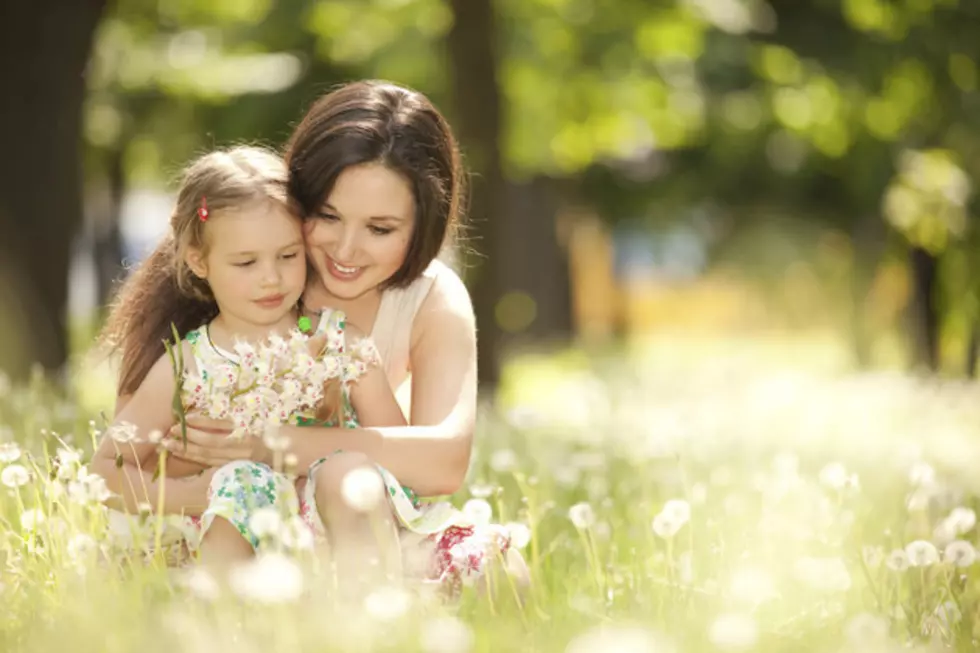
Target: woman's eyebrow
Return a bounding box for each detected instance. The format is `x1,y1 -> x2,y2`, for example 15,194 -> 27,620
323,203 -> 406,222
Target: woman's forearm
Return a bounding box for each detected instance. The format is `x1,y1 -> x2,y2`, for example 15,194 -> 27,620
279,423 -> 471,496
91,456 -> 210,516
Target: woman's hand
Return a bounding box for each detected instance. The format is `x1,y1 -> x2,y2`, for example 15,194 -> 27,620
161,414 -> 268,467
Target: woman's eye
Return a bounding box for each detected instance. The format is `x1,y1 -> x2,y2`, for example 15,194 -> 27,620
316,212 -> 339,221
369,226 -> 394,236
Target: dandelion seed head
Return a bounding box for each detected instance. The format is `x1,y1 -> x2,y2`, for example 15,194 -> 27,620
462,499 -> 493,526
0,442 -> 22,464
943,540 -> 976,567
708,612 -> 758,650
1,465 -> 30,488
504,522 -> 531,550
905,540 -> 940,567
363,585 -> 413,622
568,502 -> 595,529
419,615 -> 474,653
340,467 -> 385,513
228,553 -> 303,603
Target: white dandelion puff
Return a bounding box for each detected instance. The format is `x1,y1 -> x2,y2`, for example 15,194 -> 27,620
905,540 -> 940,567
247,508 -> 283,541
228,553 -> 304,603
568,502 -> 596,529
462,499 -> 493,526
489,448 -> 518,473
844,612 -> 890,646
885,548 -> 910,572
279,516 -> 314,551
708,612 -> 758,650
20,508 -> 45,531
565,626 -> 675,653
862,546 -> 884,569
0,442 -> 22,463
176,567 -> 221,601
793,556 -> 851,592
1,464 -> 30,488
106,421 -> 140,443
468,483 -> 495,499
504,522 -> 531,550
363,585 -> 413,622
943,540 -> 976,567
66,534 -> 98,564
818,462 -> 848,489
946,507 -> 976,534
419,615 -> 474,653
340,467 -> 385,513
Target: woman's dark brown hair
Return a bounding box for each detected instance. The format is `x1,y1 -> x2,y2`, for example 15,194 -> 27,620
285,80 -> 465,287
100,146 -> 293,396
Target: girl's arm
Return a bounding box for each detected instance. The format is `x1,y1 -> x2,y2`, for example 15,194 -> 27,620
90,352 -> 213,515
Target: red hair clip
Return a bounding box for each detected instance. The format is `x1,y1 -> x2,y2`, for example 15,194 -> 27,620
198,196 -> 209,222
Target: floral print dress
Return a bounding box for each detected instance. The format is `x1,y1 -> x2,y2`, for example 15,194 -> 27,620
175,309 -> 512,595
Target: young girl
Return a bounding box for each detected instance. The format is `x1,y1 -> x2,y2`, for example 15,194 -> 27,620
91,146 -> 406,569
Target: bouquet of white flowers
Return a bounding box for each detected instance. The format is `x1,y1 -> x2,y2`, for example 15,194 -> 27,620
167,322 -> 379,443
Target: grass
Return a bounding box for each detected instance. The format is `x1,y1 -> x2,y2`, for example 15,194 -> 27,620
0,333 -> 979,652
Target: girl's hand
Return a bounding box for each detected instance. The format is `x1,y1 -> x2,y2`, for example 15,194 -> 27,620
161,413 -> 267,466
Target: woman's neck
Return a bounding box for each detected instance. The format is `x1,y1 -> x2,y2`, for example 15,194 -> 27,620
303,279 -> 382,334
208,311 -> 298,349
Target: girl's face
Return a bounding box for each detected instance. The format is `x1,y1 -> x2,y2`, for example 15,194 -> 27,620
304,162 -> 416,302
187,199 -> 306,332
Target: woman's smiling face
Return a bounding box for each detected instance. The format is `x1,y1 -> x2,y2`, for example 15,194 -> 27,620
303,162 -> 416,301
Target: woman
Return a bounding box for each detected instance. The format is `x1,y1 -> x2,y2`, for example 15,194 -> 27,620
160,80 -> 520,591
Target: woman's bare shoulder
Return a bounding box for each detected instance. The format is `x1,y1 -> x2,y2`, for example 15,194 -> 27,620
418,262 -> 474,321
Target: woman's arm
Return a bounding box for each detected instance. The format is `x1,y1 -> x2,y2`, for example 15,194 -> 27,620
90,352 -> 212,515
346,324 -> 408,428
282,270 -> 476,493
169,271 -> 477,496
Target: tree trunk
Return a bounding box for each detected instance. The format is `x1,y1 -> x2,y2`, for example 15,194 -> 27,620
499,178 -> 573,343
94,144 -> 126,309
908,246 -> 940,372
446,0 -> 505,391
0,0 -> 107,381
849,213 -> 887,369
966,321 -> 978,378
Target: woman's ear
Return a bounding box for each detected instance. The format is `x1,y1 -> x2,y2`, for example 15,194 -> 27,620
185,248 -> 209,279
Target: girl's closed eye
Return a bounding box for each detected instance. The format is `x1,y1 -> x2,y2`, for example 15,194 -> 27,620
233,260 -> 256,268
280,252 -> 300,260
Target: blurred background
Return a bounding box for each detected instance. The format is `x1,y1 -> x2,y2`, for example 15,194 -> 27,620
3,0 -> 980,396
